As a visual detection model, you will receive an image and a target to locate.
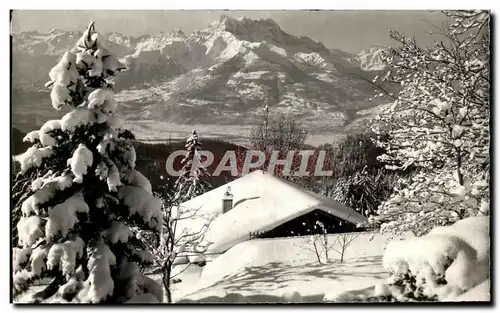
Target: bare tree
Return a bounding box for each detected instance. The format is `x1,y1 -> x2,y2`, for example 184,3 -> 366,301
245,105 -> 320,190
251,106 -> 308,152
309,218 -> 360,264
309,220 -> 329,264
139,193 -> 213,303
330,231 -> 360,263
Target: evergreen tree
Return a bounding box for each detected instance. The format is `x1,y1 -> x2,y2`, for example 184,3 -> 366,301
173,130 -> 211,203
332,167 -> 397,218
12,22 -> 163,303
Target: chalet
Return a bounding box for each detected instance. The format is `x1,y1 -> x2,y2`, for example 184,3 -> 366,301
177,170 -> 366,254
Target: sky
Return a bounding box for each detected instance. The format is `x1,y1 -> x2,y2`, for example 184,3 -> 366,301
11,10 -> 449,53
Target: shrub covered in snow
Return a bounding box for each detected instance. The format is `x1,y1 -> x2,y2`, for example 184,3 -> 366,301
12,22 -> 162,304
331,216 -> 490,302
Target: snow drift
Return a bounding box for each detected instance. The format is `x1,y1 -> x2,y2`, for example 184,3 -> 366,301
331,216 -> 490,302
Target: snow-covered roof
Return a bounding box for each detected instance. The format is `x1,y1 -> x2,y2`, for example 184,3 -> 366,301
178,170 -> 366,253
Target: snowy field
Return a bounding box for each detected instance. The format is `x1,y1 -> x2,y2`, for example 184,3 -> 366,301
176,255 -> 387,303
14,220 -> 490,304
123,120 -> 346,147
166,217 -> 489,304
161,232 -> 410,303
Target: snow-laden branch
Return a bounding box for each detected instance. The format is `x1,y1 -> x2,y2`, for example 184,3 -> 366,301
369,10 -> 490,235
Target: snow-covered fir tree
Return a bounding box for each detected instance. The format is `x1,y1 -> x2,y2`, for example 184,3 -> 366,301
173,130 -> 211,204
12,22 -> 163,303
370,10 -> 490,236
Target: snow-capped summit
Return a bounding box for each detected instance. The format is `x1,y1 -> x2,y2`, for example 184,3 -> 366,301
204,15 -> 329,56
105,32 -> 142,50
356,47 -> 387,71
13,16 -> 398,136
211,15 -> 283,38
13,29 -> 84,55
171,28 -> 187,38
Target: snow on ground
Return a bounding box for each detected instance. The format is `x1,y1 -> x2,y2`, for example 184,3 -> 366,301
268,44 -> 287,57
145,263 -> 204,302
178,256 -> 386,303
14,278 -> 54,303
446,279 -> 490,302
428,216 -> 490,264
331,216 -> 490,302
122,120 -> 346,147
311,72 -> 338,84
122,121 -> 253,146
15,232 -> 397,303
170,231 -> 412,303
16,218 -> 489,304
384,216 -> 489,298
330,274 -> 490,303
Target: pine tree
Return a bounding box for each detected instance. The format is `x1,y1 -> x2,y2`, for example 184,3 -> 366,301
12,22 -> 163,303
173,130 -> 211,204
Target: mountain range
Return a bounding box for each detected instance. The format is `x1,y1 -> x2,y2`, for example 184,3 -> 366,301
12,15 -> 395,145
